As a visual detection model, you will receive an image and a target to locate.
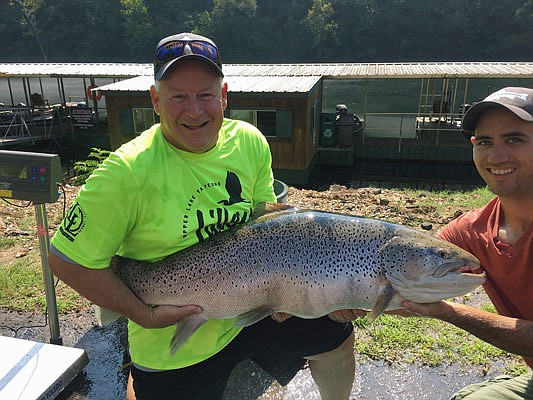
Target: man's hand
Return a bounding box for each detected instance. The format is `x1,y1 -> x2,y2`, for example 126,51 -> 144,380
136,304 -> 203,329
401,300 -> 450,318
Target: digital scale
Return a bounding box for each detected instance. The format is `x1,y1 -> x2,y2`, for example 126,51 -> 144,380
0,150 -> 62,204
0,150 -> 88,400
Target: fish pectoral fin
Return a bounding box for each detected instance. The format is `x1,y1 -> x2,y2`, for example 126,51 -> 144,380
233,307 -> 274,328
94,305 -> 123,326
367,284 -> 396,323
169,315 -> 209,355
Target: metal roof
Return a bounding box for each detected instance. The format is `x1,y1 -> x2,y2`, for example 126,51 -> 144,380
1,62 -> 533,79
1,62 -> 532,95
96,74 -> 323,94
223,62 -> 533,78
0,63 -> 152,78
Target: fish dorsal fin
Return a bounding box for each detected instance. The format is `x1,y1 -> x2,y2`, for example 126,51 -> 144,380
367,284 -> 396,322
252,202 -> 297,220
233,307 -> 274,327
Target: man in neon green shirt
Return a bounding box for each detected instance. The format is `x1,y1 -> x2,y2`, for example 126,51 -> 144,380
49,32 -> 355,399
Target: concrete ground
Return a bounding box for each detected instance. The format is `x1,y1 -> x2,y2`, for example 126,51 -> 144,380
0,309 -> 512,400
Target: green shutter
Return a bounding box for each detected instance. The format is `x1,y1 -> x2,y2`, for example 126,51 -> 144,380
276,111 -> 292,138
120,108 -> 134,136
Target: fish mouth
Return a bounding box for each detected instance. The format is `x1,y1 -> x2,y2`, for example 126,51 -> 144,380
432,260 -> 482,279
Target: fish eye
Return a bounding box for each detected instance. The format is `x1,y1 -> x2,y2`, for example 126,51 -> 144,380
437,249 -> 450,259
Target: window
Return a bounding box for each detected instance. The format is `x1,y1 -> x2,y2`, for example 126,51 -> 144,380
229,109 -> 292,138
133,108 -> 156,134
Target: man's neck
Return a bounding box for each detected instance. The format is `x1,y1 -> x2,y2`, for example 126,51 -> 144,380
498,197 -> 533,245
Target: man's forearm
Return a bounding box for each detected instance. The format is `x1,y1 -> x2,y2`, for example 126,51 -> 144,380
48,251 -> 150,324
439,301 -> 533,358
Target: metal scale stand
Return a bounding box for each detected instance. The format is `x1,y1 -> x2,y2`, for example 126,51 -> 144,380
0,150 -> 88,400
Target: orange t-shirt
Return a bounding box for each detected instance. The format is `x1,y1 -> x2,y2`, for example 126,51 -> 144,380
439,196 -> 533,368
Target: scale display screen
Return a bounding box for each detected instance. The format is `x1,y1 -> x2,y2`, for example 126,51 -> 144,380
0,150 -> 62,203
0,164 -> 29,179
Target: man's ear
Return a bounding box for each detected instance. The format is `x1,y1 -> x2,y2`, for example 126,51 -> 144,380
150,85 -> 161,115
221,82 -> 228,111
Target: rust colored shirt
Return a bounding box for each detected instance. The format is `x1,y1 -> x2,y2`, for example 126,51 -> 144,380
440,196 -> 533,368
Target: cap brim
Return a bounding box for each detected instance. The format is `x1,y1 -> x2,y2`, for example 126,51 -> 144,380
462,101 -> 533,133
155,55 -> 224,80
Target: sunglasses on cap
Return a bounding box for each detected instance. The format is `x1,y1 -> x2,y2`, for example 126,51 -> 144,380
155,40 -> 221,71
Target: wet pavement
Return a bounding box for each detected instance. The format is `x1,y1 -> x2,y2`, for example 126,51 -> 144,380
0,311 -> 512,400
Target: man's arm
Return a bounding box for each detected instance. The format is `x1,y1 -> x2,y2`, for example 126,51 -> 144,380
402,300 -> 533,359
48,251 -> 202,328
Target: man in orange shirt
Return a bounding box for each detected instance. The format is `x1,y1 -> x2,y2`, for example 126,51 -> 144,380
402,87 -> 533,399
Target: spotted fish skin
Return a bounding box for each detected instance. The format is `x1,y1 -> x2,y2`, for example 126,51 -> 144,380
106,207 -> 484,354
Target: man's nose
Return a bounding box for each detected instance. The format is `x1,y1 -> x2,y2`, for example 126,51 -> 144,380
487,143 -> 510,163
184,97 -> 202,116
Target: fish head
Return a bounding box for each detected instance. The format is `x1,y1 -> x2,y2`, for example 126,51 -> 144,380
379,229 -> 485,303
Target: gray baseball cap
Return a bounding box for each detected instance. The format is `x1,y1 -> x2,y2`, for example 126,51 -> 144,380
462,87 -> 533,133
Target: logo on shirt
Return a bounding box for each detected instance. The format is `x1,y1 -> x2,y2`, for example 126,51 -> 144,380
218,171 -> 251,206
59,202 -> 85,242
181,171 -> 251,242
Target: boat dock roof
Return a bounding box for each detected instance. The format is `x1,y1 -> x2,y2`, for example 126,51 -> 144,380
1,61 -> 533,80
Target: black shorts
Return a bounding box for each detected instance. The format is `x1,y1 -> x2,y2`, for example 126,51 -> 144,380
130,316 -> 353,400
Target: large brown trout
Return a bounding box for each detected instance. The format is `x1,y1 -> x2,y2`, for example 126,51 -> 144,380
98,206 -> 484,354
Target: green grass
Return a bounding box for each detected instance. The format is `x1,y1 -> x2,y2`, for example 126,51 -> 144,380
399,186 -> 494,217
0,249 -> 88,314
0,236 -> 16,249
353,310 -> 527,375
0,256 -> 46,311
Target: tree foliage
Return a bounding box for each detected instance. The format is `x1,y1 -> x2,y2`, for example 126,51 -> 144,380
1,0 -> 531,63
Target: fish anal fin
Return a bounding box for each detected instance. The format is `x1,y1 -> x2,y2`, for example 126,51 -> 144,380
367,284 -> 396,322
233,307 -> 274,327
169,315 -> 209,355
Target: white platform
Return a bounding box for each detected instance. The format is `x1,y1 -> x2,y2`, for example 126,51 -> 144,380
0,336 -> 88,400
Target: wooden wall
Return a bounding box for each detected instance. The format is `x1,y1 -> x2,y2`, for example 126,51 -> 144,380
228,86 -> 321,183
104,86 -> 321,184
104,93 -> 153,150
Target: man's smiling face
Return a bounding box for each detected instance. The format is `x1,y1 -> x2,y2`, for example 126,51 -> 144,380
150,59 -> 228,153
471,108 -> 533,200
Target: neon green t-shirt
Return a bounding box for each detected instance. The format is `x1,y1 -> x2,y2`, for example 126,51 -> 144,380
51,119 -> 276,370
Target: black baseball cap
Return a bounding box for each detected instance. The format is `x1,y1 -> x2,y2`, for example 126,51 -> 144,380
154,32 -> 223,81
462,87 -> 533,133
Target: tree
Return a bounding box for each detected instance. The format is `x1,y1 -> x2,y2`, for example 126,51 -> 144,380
305,0 -> 338,60
8,0 -> 48,61
209,0 -> 258,62
120,0 -> 155,60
